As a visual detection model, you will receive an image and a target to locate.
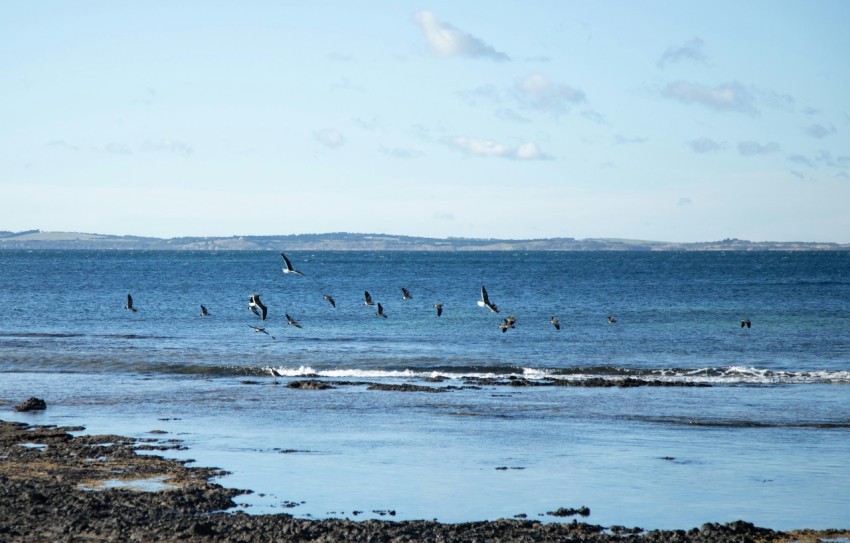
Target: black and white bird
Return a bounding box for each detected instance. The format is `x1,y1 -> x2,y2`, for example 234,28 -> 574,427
363,291 -> 375,306
280,253 -> 304,276
401,287 -> 412,300
125,294 -> 137,312
286,313 -> 302,329
269,367 -> 283,377
551,316 -> 560,330
200,305 -> 210,317
477,286 -> 499,313
249,325 -> 275,339
498,317 -> 516,333
323,294 -> 336,308
434,303 -> 443,317
249,294 -> 268,321
376,303 -> 387,318
607,315 -> 617,324
741,319 -> 752,329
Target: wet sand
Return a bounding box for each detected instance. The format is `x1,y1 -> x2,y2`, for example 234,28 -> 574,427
1,420 -> 847,542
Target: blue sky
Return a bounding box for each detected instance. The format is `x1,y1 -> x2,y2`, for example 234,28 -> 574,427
3,1 -> 849,242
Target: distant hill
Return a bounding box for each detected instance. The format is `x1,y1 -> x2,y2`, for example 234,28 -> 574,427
0,230 -> 846,251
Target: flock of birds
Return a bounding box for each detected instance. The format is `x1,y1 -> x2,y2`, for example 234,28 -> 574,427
123,252 -> 753,338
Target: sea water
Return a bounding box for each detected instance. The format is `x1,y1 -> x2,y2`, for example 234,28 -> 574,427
1,250 -> 848,530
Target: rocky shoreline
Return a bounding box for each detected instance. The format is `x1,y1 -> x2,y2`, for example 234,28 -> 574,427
1,420 -> 846,542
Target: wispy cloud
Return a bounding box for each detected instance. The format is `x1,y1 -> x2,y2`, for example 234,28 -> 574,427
805,123 -> 836,139
688,137 -> 724,153
514,74 -> 585,116
414,11 -> 509,62
144,138 -> 193,156
105,142 -> 132,155
657,37 -> 707,68
314,129 -> 345,149
46,140 -> 79,151
788,154 -> 817,168
449,136 -> 550,160
614,134 -> 648,145
662,81 -> 757,115
678,197 -> 693,206
737,141 -> 780,156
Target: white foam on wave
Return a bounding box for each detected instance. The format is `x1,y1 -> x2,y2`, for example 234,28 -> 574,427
265,365 -> 850,385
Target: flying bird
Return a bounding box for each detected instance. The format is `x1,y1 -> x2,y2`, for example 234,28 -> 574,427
376,303 -> 387,318
286,313 -> 302,329
401,287 -> 412,300
280,253 -> 304,276
741,319 -> 752,329
323,294 -> 336,308
125,294 -> 137,312
434,303 -> 443,317
201,305 -> 210,317
249,325 -> 275,339
551,316 -> 560,330
363,291 -> 375,306
477,286 -> 499,313
498,318 -> 514,333
249,294 -> 268,321
269,367 -> 283,377
607,315 -> 617,324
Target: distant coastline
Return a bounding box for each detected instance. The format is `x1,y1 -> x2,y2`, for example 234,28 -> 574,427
0,229 -> 847,251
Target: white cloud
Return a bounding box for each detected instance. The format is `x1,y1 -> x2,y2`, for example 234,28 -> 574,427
515,74 -> 585,115
414,11 -> 509,61
662,81 -> 757,115
657,37 -> 707,68
314,129 -> 345,149
737,141 -> 780,156
450,136 -> 549,160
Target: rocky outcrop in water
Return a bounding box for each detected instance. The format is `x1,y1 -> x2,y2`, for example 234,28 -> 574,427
13,397 -> 47,412
2,420 -> 848,542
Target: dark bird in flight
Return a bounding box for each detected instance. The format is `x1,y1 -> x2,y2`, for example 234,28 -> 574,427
607,315 -> 617,324
280,253 -> 304,276
249,294 -> 268,321
741,319 -> 752,328
269,367 -> 283,377
434,303 -> 443,317
401,287 -> 412,300
323,294 -> 336,308
363,291 -> 375,306
286,313 -> 302,329
551,316 -> 560,330
498,317 -> 516,333
125,294 -> 137,312
376,303 -> 387,318
477,286 -> 499,313
201,305 -> 209,317
249,325 -> 275,339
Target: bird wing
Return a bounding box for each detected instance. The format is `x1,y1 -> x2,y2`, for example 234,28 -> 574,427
127,294 -> 133,308
364,291 -> 372,304
480,286 -> 489,304
281,253 -> 293,271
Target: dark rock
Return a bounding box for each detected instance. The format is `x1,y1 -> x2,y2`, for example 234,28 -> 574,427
366,383 -> 446,393
287,380 -> 335,390
13,397 -> 47,412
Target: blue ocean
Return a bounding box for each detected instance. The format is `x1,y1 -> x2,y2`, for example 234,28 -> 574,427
1,250 -> 849,530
